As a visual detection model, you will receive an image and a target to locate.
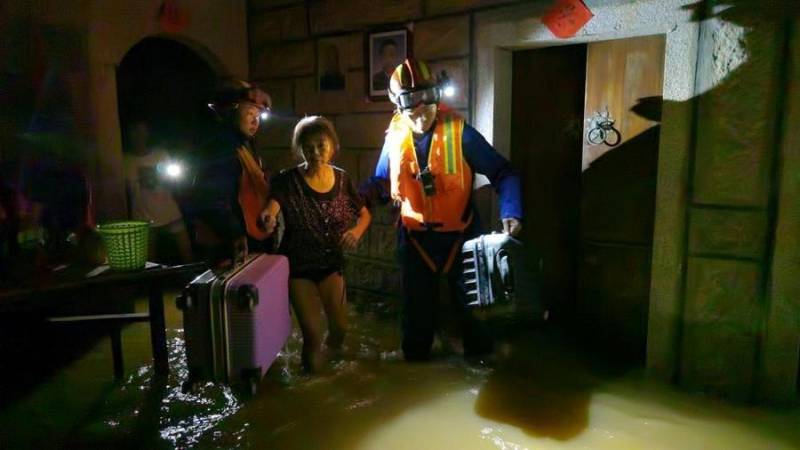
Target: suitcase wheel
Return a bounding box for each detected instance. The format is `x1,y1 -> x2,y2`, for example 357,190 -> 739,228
241,368 -> 262,396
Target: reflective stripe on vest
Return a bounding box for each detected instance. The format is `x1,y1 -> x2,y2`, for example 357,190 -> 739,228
388,110 -> 472,232
440,115 -> 463,176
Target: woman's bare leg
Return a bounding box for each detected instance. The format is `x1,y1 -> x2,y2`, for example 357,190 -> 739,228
318,272 -> 348,351
290,279 -> 325,373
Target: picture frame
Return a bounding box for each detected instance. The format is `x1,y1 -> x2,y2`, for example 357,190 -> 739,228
318,38 -> 347,92
365,27 -> 411,101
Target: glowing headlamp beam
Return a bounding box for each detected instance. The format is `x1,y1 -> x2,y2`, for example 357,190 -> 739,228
163,162 -> 184,179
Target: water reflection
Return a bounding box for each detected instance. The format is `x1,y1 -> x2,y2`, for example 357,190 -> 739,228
158,335 -> 242,448
77,331 -> 243,449
56,297 -> 800,449
475,333 -> 595,441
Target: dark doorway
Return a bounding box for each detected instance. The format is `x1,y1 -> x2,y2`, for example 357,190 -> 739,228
116,37 -> 218,164
511,44 -> 587,322
511,36 -> 665,364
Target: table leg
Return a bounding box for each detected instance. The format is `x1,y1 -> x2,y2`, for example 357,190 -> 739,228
148,284 -> 169,376
110,327 -> 124,381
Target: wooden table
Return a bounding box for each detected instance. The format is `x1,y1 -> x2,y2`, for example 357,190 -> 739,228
0,262 -> 207,378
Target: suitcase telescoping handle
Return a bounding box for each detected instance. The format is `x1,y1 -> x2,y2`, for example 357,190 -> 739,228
237,285 -> 259,311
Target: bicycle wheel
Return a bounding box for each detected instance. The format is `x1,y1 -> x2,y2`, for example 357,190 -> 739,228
603,127 -> 621,147
587,127 -> 605,145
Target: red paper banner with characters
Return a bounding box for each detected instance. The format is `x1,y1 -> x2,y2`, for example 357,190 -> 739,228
542,0 -> 594,39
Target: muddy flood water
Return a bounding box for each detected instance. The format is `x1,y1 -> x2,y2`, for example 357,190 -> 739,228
2,293 -> 799,449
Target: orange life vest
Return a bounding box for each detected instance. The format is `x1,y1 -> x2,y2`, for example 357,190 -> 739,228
236,146 -> 269,241
388,109 -> 473,232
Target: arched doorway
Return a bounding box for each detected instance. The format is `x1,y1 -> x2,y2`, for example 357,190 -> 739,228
116,37 -> 221,262
116,36 -> 219,161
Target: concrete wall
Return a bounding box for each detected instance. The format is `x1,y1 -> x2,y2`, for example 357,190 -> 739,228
760,17 -> 800,403
89,0 -> 248,220
1,0 -> 249,220
680,4 -> 799,403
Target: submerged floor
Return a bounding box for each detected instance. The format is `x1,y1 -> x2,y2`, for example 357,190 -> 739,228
1,294 -> 799,449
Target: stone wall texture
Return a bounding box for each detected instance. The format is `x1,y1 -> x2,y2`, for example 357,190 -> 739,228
678,5 -> 798,401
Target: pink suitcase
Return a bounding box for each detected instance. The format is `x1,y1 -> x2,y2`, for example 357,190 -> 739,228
177,253 -> 291,393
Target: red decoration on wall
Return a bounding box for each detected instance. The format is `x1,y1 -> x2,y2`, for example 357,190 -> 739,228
542,0 -> 594,39
159,0 -> 190,33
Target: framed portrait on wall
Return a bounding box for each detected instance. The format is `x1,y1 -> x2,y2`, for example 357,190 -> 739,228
318,38 -> 347,91
366,28 -> 410,100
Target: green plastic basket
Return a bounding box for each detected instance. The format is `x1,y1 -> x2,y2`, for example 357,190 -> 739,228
97,221 -> 150,271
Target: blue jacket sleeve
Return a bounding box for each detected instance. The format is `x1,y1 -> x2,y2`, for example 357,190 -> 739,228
358,139 -> 392,209
373,140 -> 390,181
462,124 -> 523,220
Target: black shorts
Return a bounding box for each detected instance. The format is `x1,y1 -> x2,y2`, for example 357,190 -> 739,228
290,266 -> 342,283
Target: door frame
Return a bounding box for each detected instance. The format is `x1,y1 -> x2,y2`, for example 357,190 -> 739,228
472,0 -> 700,380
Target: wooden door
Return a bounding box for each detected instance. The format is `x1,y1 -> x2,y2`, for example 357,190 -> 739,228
577,35 -> 665,359
511,44 -> 587,318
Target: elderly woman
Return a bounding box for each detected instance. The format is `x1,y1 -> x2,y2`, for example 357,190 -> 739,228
190,81 -> 272,268
261,116 -> 371,373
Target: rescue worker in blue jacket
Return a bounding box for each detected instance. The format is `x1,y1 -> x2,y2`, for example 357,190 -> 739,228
362,58 -> 523,361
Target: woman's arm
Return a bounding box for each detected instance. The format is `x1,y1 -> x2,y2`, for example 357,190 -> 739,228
341,206 -> 371,249
353,206 -> 371,238
340,171 -> 372,249
259,199 -> 281,236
